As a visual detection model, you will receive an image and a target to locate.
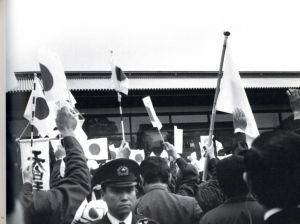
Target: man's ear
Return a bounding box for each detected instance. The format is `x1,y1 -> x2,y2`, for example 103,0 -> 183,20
140,175 -> 145,186
243,172 -> 252,192
168,173 -> 172,184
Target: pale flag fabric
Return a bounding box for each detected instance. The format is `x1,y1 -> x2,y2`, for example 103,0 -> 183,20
50,139 -> 62,154
129,149 -> 145,164
71,198 -> 107,224
110,60 -> 129,95
19,138 -> 50,190
108,144 -> 118,160
215,44 -> 259,145
149,152 -> 156,157
38,47 -> 70,103
142,96 -> 162,130
188,152 -> 203,172
174,126 -> 183,154
87,160 -> 100,170
160,150 -> 168,159
69,116 -> 88,150
84,138 -> 108,160
68,90 -> 77,106
24,76 -> 56,137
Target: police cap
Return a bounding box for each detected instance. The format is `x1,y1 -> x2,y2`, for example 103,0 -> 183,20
92,158 -> 140,187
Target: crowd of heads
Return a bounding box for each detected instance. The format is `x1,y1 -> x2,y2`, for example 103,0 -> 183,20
6,88 -> 300,224
244,130 -> 300,209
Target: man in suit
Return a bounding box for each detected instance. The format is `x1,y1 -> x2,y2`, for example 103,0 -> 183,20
134,156 -> 203,224
244,130 -> 300,224
200,155 -> 265,224
90,158 -> 159,224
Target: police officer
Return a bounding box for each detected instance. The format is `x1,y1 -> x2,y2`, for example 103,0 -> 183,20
90,158 -> 159,224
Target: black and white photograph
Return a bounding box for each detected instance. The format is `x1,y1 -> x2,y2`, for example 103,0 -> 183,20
3,0 -> 300,223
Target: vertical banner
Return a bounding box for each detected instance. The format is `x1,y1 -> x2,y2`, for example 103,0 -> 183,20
174,126 -> 183,154
19,138 -> 50,190
84,138 -> 108,160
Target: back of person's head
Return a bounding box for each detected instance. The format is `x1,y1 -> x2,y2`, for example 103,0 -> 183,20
216,155 -> 248,198
244,130 -> 300,208
140,157 -> 170,184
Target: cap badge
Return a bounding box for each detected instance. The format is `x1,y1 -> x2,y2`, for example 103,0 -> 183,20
117,166 -> 129,176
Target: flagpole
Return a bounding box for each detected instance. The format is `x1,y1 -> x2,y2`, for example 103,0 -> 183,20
117,92 -> 126,141
202,31 -> 230,182
157,128 -> 165,144
29,73 -> 38,166
17,121 -> 30,141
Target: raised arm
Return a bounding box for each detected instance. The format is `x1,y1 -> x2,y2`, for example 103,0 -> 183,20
21,107 -> 91,224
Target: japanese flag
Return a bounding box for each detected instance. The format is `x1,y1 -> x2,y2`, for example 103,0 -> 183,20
38,47 -> 71,103
129,149 -> 145,164
23,76 -> 56,137
110,56 -> 128,95
84,138 -> 108,160
216,43 -> 259,145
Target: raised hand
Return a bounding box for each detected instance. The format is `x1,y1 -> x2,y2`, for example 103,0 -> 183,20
23,165 -> 33,184
287,89 -> 300,113
55,106 -> 77,137
164,142 -> 180,160
117,141 -> 131,159
233,108 -> 247,131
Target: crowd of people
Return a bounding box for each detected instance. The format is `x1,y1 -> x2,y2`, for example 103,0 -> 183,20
6,88 -> 300,224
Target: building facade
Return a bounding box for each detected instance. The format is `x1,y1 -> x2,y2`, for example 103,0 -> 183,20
7,71 -> 300,158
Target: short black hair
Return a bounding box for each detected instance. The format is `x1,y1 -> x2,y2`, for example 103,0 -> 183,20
244,130 -> 300,208
140,157 -> 170,184
216,155 -> 248,198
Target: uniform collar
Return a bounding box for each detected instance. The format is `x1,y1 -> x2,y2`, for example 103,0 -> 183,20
264,205 -> 300,221
107,211 -> 132,224
264,208 -> 283,221
224,194 -> 256,204
144,183 -> 169,193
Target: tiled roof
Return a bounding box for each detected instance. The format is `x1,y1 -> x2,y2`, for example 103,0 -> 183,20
9,71 -> 300,92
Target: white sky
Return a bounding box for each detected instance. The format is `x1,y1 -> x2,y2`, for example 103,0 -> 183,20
6,0 -> 300,74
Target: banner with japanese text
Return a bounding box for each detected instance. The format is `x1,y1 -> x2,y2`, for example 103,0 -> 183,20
19,138 -> 50,190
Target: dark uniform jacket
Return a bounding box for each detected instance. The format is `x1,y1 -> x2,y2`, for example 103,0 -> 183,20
265,207 -> 300,224
279,115 -> 300,134
174,157 -> 200,196
200,195 -> 265,224
21,136 -> 91,224
90,213 -> 159,224
176,155 -> 225,214
195,179 -> 226,214
134,185 -> 202,224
